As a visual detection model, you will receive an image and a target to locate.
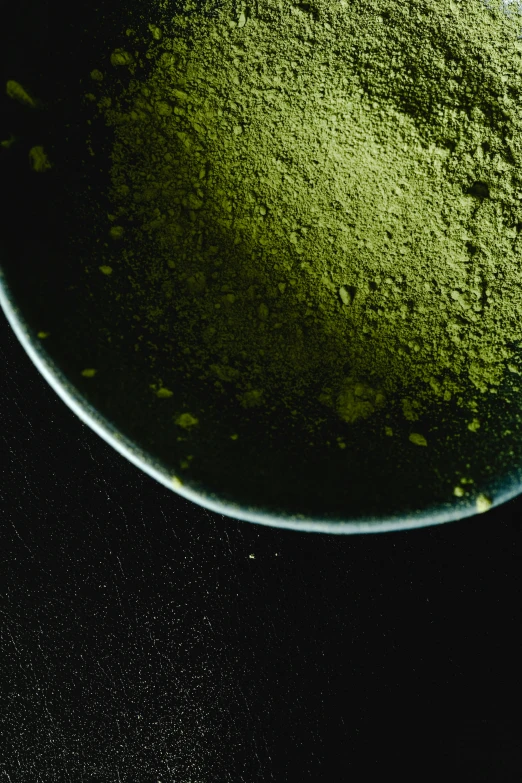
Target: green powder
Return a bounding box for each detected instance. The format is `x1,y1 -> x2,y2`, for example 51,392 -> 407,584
87,0 -> 522,438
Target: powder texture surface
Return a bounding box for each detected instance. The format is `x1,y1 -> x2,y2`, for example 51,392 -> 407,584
88,0 -> 522,438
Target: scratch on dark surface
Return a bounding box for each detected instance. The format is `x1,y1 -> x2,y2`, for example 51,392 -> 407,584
1,622 -> 21,655
8,519 -> 35,557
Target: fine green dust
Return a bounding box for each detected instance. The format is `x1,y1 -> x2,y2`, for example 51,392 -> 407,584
84,0 -> 522,448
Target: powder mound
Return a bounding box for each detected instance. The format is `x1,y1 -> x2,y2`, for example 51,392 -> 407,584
91,0 -> 522,428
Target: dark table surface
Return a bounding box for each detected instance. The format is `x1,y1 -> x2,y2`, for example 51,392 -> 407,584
1,314 -> 521,782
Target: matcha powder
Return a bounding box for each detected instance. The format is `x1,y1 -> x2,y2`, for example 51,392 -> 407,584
88,0 -> 522,435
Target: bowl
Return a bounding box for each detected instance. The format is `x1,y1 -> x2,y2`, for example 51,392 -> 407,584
2,0 -> 522,533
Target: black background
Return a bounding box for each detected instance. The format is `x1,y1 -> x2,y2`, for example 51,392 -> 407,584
1,307 -> 521,782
